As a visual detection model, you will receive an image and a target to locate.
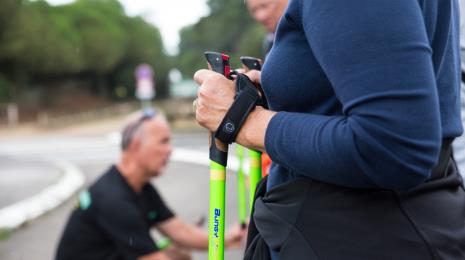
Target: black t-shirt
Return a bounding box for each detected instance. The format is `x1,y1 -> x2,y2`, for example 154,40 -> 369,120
56,165 -> 174,260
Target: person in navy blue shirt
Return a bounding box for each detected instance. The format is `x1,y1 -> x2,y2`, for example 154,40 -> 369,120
194,0 -> 465,259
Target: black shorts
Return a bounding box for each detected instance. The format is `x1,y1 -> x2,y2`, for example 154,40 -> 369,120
245,159 -> 465,260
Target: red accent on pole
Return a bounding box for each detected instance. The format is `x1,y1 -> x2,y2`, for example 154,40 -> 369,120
221,53 -> 230,61
224,65 -> 231,78
262,153 -> 272,177
220,54 -> 231,78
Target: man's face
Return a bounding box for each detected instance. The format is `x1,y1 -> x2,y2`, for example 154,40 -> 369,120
136,119 -> 172,177
247,0 -> 287,33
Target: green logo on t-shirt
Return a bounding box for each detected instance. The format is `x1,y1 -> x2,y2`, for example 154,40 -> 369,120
148,211 -> 157,220
79,190 -> 92,210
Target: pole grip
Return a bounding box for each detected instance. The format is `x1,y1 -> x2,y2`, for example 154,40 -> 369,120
204,51 -> 231,166
240,56 -> 262,71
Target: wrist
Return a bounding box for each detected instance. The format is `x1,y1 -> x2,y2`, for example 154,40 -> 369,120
214,74 -> 261,144
224,237 -> 231,248
236,107 -> 276,152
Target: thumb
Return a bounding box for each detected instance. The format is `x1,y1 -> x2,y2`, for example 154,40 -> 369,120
193,69 -> 214,85
245,70 -> 261,84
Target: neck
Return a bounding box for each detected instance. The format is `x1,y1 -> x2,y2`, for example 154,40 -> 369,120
117,156 -> 148,193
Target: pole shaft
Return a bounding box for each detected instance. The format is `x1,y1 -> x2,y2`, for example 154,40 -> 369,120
209,161 -> 226,260
249,150 -> 262,212
236,145 -> 247,225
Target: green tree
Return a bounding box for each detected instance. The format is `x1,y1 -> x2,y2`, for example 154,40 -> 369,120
0,1 -> 84,74
176,0 -> 264,77
65,0 -> 126,74
0,0 -> 22,36
237,24 -> 267,59
0,0 -> 171,103
110,17 -> 170,98
0,0 -> 22,101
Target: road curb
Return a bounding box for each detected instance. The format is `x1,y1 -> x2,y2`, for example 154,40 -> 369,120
0,158 -> 85,230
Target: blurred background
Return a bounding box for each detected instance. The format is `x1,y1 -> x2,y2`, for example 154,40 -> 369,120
0,0 -> 266,126
0,0 -> 267,259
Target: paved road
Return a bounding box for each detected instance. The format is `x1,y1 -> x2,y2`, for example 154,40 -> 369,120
0,158 -> 61,208
0,130 -> 246,260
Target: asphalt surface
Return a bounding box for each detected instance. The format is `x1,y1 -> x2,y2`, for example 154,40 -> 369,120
0,158 -> 62,208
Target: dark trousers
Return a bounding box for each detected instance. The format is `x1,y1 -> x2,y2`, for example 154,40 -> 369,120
245,152 -> 465,259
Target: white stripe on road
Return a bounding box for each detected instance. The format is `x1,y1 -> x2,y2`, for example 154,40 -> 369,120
0,158 -> 85,230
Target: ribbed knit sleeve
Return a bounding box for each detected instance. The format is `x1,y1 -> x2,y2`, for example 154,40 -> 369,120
265,0 -> 442,190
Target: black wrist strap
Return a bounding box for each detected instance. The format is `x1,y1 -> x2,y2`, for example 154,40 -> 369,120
209,135 -> 228,165
215,74 -> 261,144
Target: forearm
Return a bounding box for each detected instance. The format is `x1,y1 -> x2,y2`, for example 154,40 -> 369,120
140,248 -> 191,260
171,225 -> 209,250
235,107 -> 277,152
139,251 -> 171,260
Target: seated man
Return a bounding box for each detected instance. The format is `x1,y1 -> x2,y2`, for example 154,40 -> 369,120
56,111 -> 244,260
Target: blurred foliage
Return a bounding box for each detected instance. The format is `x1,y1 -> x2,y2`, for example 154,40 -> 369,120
0,0 -> 265,105
0,75 -> 12,103
176,0 -> 266,77
0,0 -> 22,37
0,0 -> 170,103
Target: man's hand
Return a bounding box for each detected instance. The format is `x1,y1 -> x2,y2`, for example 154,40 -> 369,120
164,247 -> 192,260
224,222 -> 248,249
157,217 -> 209,250
139,247 -> 191,260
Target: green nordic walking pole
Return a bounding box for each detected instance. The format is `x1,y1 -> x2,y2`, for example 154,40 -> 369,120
204,51 -> 232,260
236,144 -> 247,228
248,150 -> 262,212
240,56 -> 264,213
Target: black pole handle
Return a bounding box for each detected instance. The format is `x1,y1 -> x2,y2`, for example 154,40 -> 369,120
240,56 -> 268,109
240,56 -> 262,71
204,51 -> 232,166
205,51 -> 232,79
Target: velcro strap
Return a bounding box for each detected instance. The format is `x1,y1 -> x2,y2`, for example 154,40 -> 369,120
215,74 -> 261,144
209,135 -> 228,166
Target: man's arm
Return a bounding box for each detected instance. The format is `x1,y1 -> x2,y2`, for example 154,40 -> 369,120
139,248 -> 191,260
139,251 -> 170,260
156,217 -> 245,250
157,217 -> 209,250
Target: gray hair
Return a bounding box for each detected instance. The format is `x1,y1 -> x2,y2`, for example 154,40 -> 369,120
121,110 -> 156,151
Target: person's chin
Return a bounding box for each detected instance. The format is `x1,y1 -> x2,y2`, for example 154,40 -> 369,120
152,169 -> 163,177
146,167 -> 160,178
150,161 -> 168,177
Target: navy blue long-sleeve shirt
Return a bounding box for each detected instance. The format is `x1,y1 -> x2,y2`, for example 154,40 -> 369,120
262,0 -> 462,191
